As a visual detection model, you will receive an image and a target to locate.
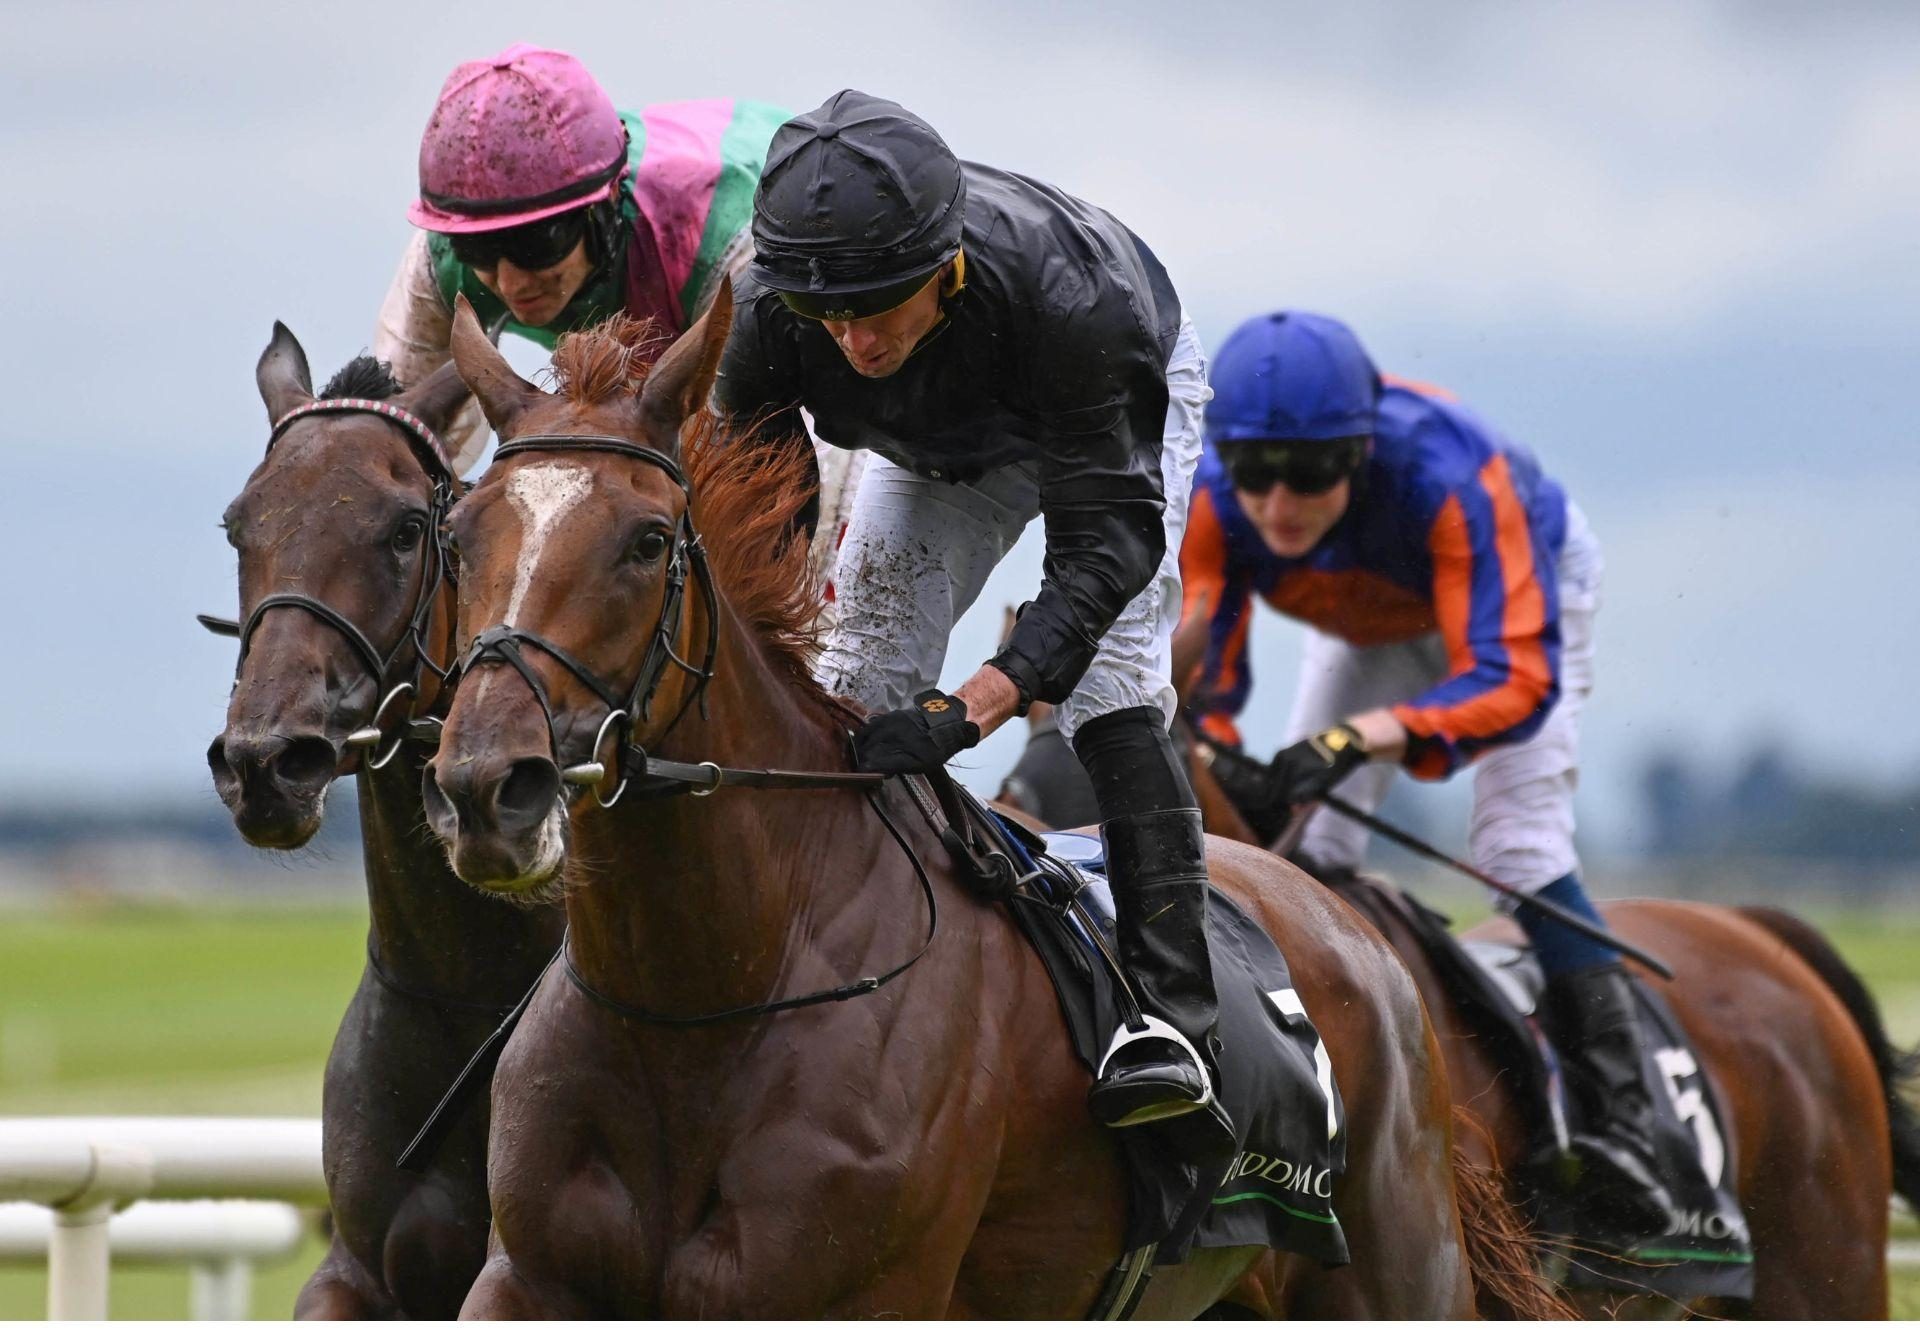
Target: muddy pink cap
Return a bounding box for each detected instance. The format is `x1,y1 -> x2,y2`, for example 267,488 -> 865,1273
407,43 -> 628,234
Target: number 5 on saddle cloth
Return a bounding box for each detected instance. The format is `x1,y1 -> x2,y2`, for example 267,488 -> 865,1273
1385,890 -> 1755,1303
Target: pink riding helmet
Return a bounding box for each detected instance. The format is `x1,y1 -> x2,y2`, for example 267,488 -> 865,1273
407,43 -> 629,234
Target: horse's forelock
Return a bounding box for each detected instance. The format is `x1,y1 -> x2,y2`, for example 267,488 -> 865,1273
319,355 -> 404,401
545,315 -> 668,405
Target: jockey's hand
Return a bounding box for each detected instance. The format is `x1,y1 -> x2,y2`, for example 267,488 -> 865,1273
1268,724 -> 1371,803
1197,739 -> 1288,827
852,689 -> 981,774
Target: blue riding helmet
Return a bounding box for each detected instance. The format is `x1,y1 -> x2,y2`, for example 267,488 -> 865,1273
1205,311 -> 1381,444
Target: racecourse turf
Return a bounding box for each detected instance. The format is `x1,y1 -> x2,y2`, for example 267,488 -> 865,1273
0,899 -> 1914,1318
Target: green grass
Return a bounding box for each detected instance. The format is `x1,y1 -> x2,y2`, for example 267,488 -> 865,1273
0,898 -> 1914,1318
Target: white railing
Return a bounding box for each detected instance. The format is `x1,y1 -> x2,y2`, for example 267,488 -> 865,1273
0,1115 -> 1908,1318
0,1200 -> 309,1319
0,1118 -> 324,1320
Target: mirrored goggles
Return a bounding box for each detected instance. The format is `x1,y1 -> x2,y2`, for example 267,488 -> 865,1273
1223,437 -> 1369,497
449,208 -> 592,272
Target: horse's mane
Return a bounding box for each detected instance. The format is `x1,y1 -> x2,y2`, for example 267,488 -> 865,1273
320,355 -> 404,401
684,416 -> 832,709
546,317 -> 830,710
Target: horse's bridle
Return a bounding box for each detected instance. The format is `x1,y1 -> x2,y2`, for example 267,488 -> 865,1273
202,397 -> 461,769
452,434 -> 722,807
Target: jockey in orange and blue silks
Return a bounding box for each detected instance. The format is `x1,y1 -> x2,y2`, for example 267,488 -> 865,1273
1184,310 -> 1677,1236
1184,357 -> 1568,782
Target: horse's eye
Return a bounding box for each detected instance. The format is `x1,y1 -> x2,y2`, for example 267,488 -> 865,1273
221,519 -> 242,550
392,515 -> 426,553
632,530 -> 670,564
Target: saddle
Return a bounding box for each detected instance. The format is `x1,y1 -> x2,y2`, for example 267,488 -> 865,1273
904,771 -> 1351,1270
1337,874 -> 1755,1304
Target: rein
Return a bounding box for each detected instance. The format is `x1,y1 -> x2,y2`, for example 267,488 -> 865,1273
203,397 -> 461,768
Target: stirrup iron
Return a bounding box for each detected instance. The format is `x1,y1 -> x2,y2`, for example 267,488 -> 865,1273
1092,1015 -> 1217,1127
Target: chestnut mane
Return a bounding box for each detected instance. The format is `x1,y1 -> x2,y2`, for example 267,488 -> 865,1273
545,314 -> 668,404
546,317 -> 830,708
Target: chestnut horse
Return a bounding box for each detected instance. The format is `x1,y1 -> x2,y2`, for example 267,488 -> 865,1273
1004,669 -> 1907,1314
208,327 -> 562,1317
415,290 -> 1568,1318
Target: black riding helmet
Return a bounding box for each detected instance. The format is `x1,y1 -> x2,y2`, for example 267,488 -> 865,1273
750,90 -> 967,321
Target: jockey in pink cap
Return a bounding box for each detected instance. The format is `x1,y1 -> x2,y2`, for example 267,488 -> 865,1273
374,45 -> 791,475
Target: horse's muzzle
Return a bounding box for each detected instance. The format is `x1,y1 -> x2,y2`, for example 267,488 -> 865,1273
422,754 -> 567,892
207,730 -> 338,848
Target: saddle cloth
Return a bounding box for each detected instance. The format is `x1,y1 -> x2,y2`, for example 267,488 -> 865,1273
1389,890 -> 1755,1303
995,821 -> 1351,1268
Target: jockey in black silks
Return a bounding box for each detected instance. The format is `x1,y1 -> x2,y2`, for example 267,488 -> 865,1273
714,91 -> 1223,1131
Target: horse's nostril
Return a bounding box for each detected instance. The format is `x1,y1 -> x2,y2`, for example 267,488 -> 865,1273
274,736 -> 338,788
421,762 -> 457,837
207,736 -> 239,792
495,758 -> 562,832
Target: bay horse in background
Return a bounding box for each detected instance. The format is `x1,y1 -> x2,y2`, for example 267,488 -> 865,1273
999,612 -> 1915,1316
415,289 -> 1565,1318
207,327 -> 562,1318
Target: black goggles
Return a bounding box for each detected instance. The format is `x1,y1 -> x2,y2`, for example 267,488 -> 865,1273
774,267 -> 940,322
449,207 -> 592,272
1223,437 -> 1369,496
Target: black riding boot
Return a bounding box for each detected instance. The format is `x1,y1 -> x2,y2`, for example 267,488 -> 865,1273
1090,806 -> 1223,1126
1072,708 -> 1225,1127
1549,963 -> 1676,1232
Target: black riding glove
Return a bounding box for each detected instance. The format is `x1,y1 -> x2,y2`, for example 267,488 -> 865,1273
1195,738 -> 1288,829
852,689 -> 981,774
1268,724 -> 1371,804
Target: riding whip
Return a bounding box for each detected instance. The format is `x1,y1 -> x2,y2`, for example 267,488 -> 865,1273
1319,794 -> 1675,981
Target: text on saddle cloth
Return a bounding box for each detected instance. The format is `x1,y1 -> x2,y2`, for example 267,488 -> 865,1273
982,811 -> 1351,1266
1386,889 -> 1754,1303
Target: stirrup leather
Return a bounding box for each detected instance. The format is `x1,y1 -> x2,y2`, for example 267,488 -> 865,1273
1092,1015 -> 1217,1126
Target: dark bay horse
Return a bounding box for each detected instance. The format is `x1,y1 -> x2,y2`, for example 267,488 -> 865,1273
208,326 -> 562,1317
415,290 -> 1563,1318
1001,680 -> 1910,1313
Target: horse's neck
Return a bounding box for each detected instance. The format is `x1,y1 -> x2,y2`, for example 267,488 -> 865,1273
564,602 -> 860,1024
356,749 -> 561,1000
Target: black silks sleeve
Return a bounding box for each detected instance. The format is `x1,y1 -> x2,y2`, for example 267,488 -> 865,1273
992,392 -> 1168,705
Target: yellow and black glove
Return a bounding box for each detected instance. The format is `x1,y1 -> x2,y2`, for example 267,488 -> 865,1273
851,689 -> 980,774
1268,724 -> 1370,804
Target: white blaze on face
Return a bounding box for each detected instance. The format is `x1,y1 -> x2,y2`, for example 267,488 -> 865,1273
503,462 -> 593,626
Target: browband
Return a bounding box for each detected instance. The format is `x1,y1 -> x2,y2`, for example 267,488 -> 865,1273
270,397 -> 458,482
493,434 -> 690,491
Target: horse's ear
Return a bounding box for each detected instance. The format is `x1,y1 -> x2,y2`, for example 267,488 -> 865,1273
256,321 -> 313,423
639,275 -> 734,440
396,357 -> 473,437
449,294 -> 541,434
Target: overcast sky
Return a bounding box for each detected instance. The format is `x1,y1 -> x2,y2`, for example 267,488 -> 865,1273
3,1 -> 1915,856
